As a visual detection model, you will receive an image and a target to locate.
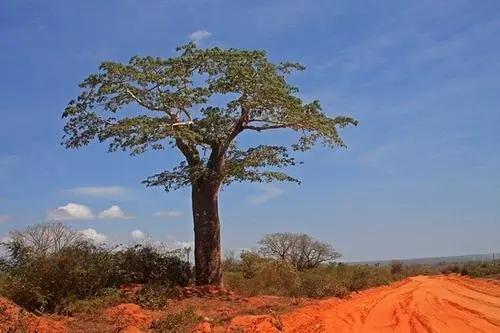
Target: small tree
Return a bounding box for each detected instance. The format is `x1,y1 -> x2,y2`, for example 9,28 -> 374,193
5,222 -> 84,263
259,233 -> 341,271
62,43 -> 356,285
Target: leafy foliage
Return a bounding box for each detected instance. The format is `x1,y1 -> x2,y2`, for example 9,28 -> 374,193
221,249 -> 448,299
2,242 -> 117,312
151,307 -> 201,333
60,288 -> 123,315
114,244 -> 192,287
62,43 -> 357,191
132,284 -> 175,310
0,224 -> 192,313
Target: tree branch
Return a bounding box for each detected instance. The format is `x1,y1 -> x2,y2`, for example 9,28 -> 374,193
175,138 -> 200,166
207,101 -> 250,175
125,88 -> 163,111
244,119 -> 303,132
243,124 -> 288,131
171,120 -> 194,127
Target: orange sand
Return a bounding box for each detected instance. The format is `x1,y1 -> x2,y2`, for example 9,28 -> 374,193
2,275 -> 500,332
0,297 -> 67,333
228,275 -> 500,332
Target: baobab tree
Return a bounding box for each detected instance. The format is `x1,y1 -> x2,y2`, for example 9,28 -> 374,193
62,43 -> 357,286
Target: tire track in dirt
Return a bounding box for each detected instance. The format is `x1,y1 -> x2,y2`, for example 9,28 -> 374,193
228,275 -> 500,332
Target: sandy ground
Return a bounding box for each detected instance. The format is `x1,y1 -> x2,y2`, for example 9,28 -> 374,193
229,275 -> 500,332
2,275 -> 500,332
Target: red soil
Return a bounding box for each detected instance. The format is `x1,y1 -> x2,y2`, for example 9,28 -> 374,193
3,275 -> 499,332
103,303 -> 163,332
227,275 -> 500,332
0,297 -> 67,333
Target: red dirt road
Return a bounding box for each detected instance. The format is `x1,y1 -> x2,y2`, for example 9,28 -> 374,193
229,275 -> 500,332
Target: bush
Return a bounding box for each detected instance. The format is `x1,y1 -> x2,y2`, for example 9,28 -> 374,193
240,251 -> 267,279
223,260 -> 299,296
221,251 -> 241,272
223,272 -> 246,291
60,288 -> 123,315
0,224 -> 193,313
225,261 -> 394,298
293,268 -> 349,298
335,265 -> 392,292
3,242 -> 117,312
390,261 -> 403,276
133,284 -> 176,310
252,261 -> 300,296
403,263 -> 439,277
114,245 -> 192,287
441,264 -> 460,274
151,308 -> 201,333
459,262 -> 500,278
223,253 -> 398,298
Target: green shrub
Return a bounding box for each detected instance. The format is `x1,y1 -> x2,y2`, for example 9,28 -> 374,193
223,271 -> 246,291
114,245 -> 192,287
60,288 -> 123,315
240,251 -> 267,279
250,261 -> 300,296
133,284 -> 175,310
1,225 -> 193,313
151,307 -> 201,333
390,261 -> 403,277
221,251 -> 241,272
2,243 -> 117,312
441,264 -> 460,274
460,262 -> 500,278
223,260 -> 299,296
402,263 -> 438,277
223,255 -> 399,298
293,268 -> 349,298
341,265 -> 392,292
0,273 -> 8,296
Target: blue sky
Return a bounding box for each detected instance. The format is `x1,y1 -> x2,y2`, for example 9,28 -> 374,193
1,0 -> 499,261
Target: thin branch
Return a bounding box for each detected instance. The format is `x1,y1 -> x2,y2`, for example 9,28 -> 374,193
181,108 -> 193,122
125,88 -> 162,111
247,119 -> 288,125
171,120 -> 194,127
245,118 -> 304,131
243,124 -> 288,132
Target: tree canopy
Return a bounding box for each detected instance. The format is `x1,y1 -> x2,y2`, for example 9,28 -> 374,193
62,43 -> 358,190
258,232 -> 341,271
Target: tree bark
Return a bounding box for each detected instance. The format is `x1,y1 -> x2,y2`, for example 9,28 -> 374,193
191,180 -> 222,286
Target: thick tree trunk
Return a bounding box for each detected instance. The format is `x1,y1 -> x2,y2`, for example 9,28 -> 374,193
191,180 -> 222,286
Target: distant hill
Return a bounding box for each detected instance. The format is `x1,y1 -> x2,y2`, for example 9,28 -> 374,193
346,253 -> 500,266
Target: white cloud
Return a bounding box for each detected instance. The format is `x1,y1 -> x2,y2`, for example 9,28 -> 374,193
131,230 -> 146,241
46,203 -> 95,221
67,186 -> 129,197
188,30 -> 212,44
80,228 -> 107,243
0,215 -> 11,223
98,205 -> 133,220
248,186 -> 284,204
153,210 -> 183,219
